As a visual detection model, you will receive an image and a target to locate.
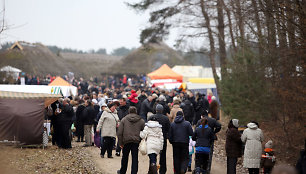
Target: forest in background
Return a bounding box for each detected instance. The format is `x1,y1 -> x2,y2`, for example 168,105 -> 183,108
129,0 -> 305,164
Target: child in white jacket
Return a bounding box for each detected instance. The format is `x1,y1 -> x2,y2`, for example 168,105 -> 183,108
140,118 -> 164,174
188,136 -> 196,172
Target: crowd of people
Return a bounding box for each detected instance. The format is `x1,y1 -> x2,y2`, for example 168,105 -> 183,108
45,76 -> 304,174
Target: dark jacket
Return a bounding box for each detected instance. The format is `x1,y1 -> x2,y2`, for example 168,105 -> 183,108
296,150 -> 306,174
140,99 -> 152,117
138,94 -> 147,104
225,127 -> 242,157
96,110 -> 103,123
169,115 -> 193,144
192,125 -> 214,147
93,104 -> 100,124
196,116 -> 221,140
149,113 -> 171,140
117,113 -> 145,146
57,104 -> 74,123
194,96 -> 209,124
82,106 -> 96,125
117,103 -> 130,120
182,100 -> 195,123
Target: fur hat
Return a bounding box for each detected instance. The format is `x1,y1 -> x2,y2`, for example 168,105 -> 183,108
265,140 -> 273,149
232,119 -> 239,128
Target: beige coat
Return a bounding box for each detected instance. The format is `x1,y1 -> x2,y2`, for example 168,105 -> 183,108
241,123 -> 264,168
97,108 -> 119,138
169,104 -> 183,123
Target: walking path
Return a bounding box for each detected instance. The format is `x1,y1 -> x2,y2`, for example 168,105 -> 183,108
86,142 -> 226,174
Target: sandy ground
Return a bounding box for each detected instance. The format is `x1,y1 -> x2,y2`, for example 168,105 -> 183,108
86,141 -> 226,174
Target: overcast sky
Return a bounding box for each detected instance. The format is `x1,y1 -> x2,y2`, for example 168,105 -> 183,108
0,0 -> 177,53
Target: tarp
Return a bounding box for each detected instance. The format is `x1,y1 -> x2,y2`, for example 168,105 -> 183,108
48,76 -> 73,86
147,64 -> 183,81
0,91 -> 61,144
48,76 -> 77,96
0,85 -> 64,97
0,91 -> 62,107
188,78 -> 215,84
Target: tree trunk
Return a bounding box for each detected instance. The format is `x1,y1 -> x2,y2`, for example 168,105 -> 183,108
234,0 -> 245,43
200,0 -> 221,96
221,0 -> 236,51
217,0 -> 226,78
251,0 -> 264,55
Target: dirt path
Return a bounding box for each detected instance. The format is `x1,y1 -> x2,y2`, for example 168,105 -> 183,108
86,142 -> 226,174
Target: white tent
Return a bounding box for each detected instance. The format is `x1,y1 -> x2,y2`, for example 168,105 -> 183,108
172,65 -> 221,82
0,66 -> 22,80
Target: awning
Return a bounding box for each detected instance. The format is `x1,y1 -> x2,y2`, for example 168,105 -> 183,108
0,91 -> 62,107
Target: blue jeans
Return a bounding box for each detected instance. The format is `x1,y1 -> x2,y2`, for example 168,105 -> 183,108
188,154 -> 192,167
148,153 -> 157,164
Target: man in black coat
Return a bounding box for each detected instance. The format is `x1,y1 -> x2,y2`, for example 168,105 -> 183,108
169,111 -> 193,174
75,100 -> 85,142
116,97 -> 130,156
181,99 -> 195,125
82,100 -> 96,147
148,104 -> 171,174
139,96 -> 153,122
57,98 -> 74,149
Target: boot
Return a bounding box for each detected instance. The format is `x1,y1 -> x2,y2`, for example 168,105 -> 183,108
148,163 -> 153,174
150,163 -> 157,174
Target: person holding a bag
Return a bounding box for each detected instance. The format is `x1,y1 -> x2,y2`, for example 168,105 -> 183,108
140,117 -> 164,174
116,106 -> 145,174
96,102 -> 119,158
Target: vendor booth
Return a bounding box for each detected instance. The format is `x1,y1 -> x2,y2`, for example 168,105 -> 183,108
0,91 -> 61,144
48,76 -> 77,97
147,64 -> 183,89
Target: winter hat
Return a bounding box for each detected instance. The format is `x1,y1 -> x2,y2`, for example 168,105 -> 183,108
131,90 -> 136,94
92,99 -> 98,104
152,93 -> 158,99
176,111 -> 183,116
232,119 -> 239,128
265,140 -> 273,149
156,104 -> 164,112
159,95 -> 166,101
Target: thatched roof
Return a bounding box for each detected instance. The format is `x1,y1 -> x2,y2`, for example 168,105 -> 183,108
0,41 -> 73,76
110,42 -> 190,75
59,52 -> 122,77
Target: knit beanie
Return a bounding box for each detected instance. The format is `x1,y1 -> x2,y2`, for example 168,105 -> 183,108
265,140 -> 273,149
232,119 -> 239,128
156,104 -> 163,112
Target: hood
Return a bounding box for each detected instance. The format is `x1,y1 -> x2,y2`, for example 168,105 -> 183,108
126,114 -> 142,123
247,123 -> 258,129
104,107 -> 118,114
128,93 -> 138,103
174,115 -> 184,123
184,100 -> 191,105
146,121 -> 162,128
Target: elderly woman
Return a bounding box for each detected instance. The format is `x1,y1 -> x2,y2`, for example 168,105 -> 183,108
96,102 -> 119,158
241,121 -> 264,174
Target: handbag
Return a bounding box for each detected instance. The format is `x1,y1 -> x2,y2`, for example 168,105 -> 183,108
94,132 -> 101,148
139,133 -> 147,155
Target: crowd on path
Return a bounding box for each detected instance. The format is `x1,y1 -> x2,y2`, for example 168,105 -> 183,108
46,76 -> 305,174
